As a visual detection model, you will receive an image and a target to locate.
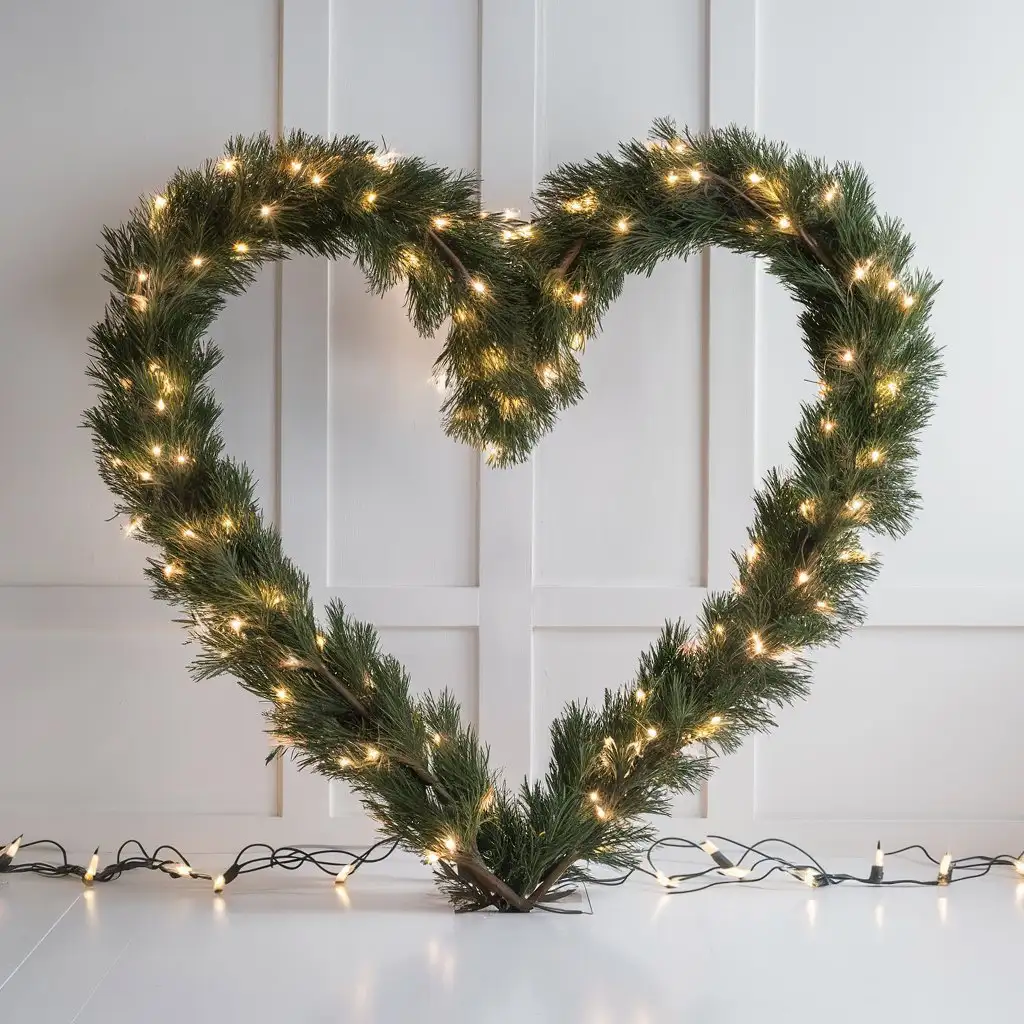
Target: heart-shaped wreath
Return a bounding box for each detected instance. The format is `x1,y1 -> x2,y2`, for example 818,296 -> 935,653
86,121 -> 940,911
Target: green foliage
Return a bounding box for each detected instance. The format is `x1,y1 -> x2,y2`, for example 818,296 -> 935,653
85,122 -> 940,911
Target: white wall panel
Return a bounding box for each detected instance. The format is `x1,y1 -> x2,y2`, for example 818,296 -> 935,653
327,0 -> 481,588
757,629 -> 1024,821
534,0 -> 708,588
0,0 -> 280,586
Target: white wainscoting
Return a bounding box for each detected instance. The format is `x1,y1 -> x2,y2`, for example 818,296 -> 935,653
1,0 -> 1021,856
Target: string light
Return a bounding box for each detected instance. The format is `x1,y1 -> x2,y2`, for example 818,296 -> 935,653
363,191 -> 377,207
483,442 -> 503,464
646,726 -> 658,739
316,634 -> 327,650
799,499 -> 815,519
822,185 -> 838,203
869,842 -> 885,883
275,687 -> 290,702
777,216 -> 791,230
260,204 -> 273,218
218,157 -> 236,174
847,497 -> 865,514
938,852 -> 953,885
130,295 -> 148,312
519,224 -> 534,238
713,625 -> 725,639
162,563 -> 179,578
538,363 -> 560,387
709,715 -> 723,725
635,688 -> 647,703
229,617 -> 244,633
869,449 -> 882,463
699,840 -> 751,878
886,278 -> 898,292
797,868 -> 820,888
815,599 -> 832,613
310,173 -> 323,186
746,543 -> 760,564
748,633 -> 765,656
181,527 -> 196,539
821,418 -> 835,433
213,874 -> 226,893
221,517 -> 234,531
137,270 -> 149,283
335,864 -> 353,884
665,172 -> 680,185
233,242 -> 249,254
796,570 -> 810,585
746,171 -> 763,184
595,806 -> 608,820
175,453 -> 189,464
569,333 -> 586,351
656,870 -> 678,888
616,218 -> 630,233
589,791 -> 600,803
83,848 -> 100,884
153,195 -> 168,210
443,836 -> 457,854
365,746 -> 380,762
431,732 -> 442,745
501,208 -> 519,220
571,292 -> 585,306
502,229 -> 515,241
191,256 -> 205,267
853,264 -> 868,281
432,216 -> 450,230
470,279 -> 487,295
902,294 -> 915,308
172,862 -> 193,877
289,159 -> 303,173
138,470 -> 152,481
689,168 -> 702,182
841,349 -> 855,363
124,517 -> 143,537
425,852 -> 440,865
0,835 -> 22,867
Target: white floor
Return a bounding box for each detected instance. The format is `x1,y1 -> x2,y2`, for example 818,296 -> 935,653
1,851 -> 1021,1023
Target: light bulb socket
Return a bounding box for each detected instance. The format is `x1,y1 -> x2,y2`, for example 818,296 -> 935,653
868,865 -> 884,884
707,848 -> 738,872
937,869 -> 952,887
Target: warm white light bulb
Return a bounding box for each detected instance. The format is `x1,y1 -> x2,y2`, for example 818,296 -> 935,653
443,836 -> 457,854
616,218 -> 630,233
823,186 -> 838,203
213,874 -> 225,893
425,851 -> 440,865
709,714 -> 723,725
137,270 -> 149,283
886,279 -> 898,292
275,687 -> 289,702
655,870 -> 677,888
688,168 -> 702,182
310,173 -> 323,186
365,746 -> 380,761
233,242 -> 249,254
2,835 -> 22,861
841,349 -> 855,363
260,205 -> 273,218
84,849 -> 100,883
902,294 -> 915,308
431,732 -> 442,745
665,172 -> 680,185
173,863 -> 192,877
635,688 -> 646,703
191,256 -> 205,267
821,419 -> 836,433
646,726 -> 658,739
290,159 -> 303,173
746,543 -> 759,563
747,172 -> 762,184
699,840 -> 719,856
796,570 -> 810,585
777,216 -> 791,230
571,292 -> 585,306
470,279 -> 487,295
432,216 -> 449,230
1013,858 -> 1024,876
153,195 -> 168,210
229,617 -> 243,633
875,845 -> 885,869
939,852 -> 952,878
335,864 -> 353,884
749,633 -> 765,656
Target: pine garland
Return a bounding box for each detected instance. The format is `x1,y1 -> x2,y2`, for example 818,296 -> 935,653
85,121 -> 940,912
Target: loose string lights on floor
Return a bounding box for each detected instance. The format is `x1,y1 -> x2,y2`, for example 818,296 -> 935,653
4,832 -> 1022,910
